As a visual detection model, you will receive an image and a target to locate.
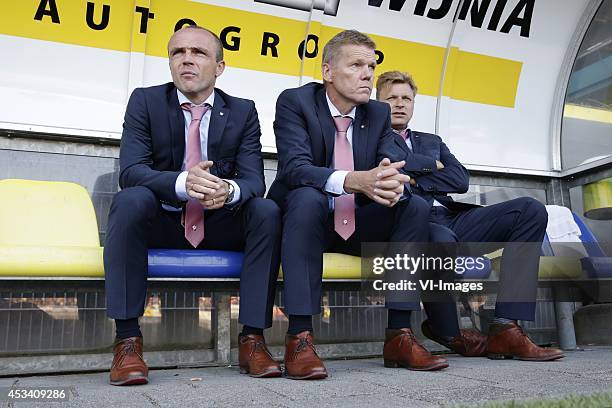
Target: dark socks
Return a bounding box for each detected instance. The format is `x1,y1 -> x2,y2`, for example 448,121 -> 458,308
115,318 -> 142,340
241,325 -> 264,336
387,309 -> 412,329
287,315 -> 313,335
423,302 -> 461,338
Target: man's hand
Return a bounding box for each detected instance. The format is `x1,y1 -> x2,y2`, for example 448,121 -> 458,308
186,161 -> 221,200
344,158 -> 410,207
436,160 -> 445,170
200,180 -> 229,210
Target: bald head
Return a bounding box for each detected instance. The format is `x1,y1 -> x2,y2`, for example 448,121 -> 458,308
167,26 -> 226,105
168,26 -> 224,62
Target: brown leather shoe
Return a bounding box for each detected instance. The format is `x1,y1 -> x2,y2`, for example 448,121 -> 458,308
284,331 -> 328,380
383,328 -> 449,371
238,334 -> 282,378
487,322 -> 565,361
110,337 -> 148,386
421,320 -> 487,357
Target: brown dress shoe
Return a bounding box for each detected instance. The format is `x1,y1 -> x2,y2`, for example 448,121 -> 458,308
383,328 -> 449,371
284,331 -> 328,380
110,337 -> 148,386
421,320 -> 487,357
487,322 -> 565,361
238,334 -> 282,378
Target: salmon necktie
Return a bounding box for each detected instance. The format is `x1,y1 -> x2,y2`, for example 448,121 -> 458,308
332,116 -> 355,240
181,103 -> 210,248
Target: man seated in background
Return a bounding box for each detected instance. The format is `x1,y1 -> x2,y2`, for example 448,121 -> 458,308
269,30 -> 449,379
376,70 -> 564,361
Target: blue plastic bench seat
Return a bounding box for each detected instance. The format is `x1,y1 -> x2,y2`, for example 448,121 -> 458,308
572,213 -> 612,278
581,258 -> 612,279
148,249 -> 244,278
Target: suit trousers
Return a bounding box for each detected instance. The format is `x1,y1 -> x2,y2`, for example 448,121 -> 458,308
278,187 -> 430,316
424,197 -> 548,333
104,186 -> 281,328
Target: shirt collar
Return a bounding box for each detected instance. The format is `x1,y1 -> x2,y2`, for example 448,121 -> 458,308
177,89 -> 215,108
325,92 -> 356,121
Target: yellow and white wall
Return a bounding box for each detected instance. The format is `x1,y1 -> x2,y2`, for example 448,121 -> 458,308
0,0 -> 599,173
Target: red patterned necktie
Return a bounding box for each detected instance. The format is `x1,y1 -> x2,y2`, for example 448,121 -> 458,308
181,103 -> 210,248
332,116 -> 355,240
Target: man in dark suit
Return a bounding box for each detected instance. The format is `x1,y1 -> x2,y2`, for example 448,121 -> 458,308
104,26 -> 282,385
376,70 -> 564,361
269,30 -> 449,379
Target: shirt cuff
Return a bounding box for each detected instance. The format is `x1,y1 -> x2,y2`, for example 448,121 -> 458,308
224,179 -> 241,207
175,171 -> 189,202
324,170 -> 350,195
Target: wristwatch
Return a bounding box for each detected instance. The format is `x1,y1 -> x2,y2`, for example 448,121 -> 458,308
224,180 -> 235,204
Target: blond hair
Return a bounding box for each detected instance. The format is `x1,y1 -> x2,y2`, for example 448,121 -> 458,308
322,30 -> 376,65
375,71 -> 418,99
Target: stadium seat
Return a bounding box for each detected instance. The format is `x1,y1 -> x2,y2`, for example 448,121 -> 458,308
0,179 -> 104,277
2,179 -> 607,282
572,213 -> 612,278
0,179 -> 365,279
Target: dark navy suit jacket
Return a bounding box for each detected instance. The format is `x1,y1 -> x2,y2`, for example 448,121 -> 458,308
119,82 -> 265,208
268,82 -> 432,206
391,129 -> 479,212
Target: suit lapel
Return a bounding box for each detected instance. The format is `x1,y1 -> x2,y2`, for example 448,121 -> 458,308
167,87 -> 185,170
207,89 -> 228,162
315,88 -> 336,167
409,129 -> 422,154
352,105 -> 368,171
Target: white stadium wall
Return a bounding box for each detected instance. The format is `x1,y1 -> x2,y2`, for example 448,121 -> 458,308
0,0 -> 595,173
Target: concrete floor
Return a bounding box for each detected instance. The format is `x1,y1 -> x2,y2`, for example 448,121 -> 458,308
2,347 -> 612,407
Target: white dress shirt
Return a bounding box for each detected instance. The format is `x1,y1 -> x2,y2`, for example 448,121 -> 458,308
163,89 -> 241,211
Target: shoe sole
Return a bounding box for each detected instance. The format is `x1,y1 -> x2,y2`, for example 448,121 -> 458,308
239,367 -> 283,378
110,375 -> 148,386
488,354 -> 565,361
384,360 -> 449,371
285,372 -> 328,380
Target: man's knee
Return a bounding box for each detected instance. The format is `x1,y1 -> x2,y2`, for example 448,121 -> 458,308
516,197 -> 548,227
404,194 -> 430,219
286,187 -> 329,218
429,222 -> 457,243
110,186 -> 158,222
245,197 -> 281,233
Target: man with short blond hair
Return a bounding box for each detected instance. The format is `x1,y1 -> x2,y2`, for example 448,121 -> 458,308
269,30 -> 448,379
375,70 -> 418,100
376,70 -> 564,362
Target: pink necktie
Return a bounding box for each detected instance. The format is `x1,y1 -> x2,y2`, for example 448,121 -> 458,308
181,103 -> 210,248
332,116 -> 355,240
398,129 -> 409,140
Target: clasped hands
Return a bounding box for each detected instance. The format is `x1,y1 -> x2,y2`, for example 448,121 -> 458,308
185,161 -> 229,210
344,158 -> 410,207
